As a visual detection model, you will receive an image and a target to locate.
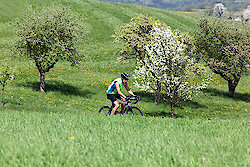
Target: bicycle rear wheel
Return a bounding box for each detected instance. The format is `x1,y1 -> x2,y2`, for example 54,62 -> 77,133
126,106 -> 143,116
98,106 -> 112,116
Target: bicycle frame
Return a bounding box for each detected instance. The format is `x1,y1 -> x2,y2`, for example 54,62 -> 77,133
98,96 -> 143,116
111,97 -> 139,114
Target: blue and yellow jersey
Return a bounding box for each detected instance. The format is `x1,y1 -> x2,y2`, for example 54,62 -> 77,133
106,78 -> 126,94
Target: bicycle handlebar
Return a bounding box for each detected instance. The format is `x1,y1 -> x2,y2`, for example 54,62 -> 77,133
126,96 -> 140,104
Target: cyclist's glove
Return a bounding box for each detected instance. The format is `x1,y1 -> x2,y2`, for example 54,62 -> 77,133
135,95 -> 140,101
125,97 -> 130,101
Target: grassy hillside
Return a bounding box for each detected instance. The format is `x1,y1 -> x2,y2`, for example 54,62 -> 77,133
0,0 -> 200,57
0,0 -> 249,166
0,0 -> 248,117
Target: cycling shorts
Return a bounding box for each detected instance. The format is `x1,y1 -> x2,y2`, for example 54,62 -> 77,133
107,94 -> 120,103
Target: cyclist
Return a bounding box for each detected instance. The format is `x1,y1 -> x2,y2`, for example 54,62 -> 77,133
106,73 -> 137,115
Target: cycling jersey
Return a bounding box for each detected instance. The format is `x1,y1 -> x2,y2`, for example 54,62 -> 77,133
107,78 -> 126,94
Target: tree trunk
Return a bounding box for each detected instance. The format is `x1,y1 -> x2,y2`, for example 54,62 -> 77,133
155,92 -> 160,104
228,81 -> 236,97
228,77 -> 240,97
0,84 -> 4,106
170,101 -> 174,118
155,81 -> 161,104
40,71 -> 45,92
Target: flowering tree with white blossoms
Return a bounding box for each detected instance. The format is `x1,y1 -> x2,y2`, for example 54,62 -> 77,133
134,23 -> 210,117
134,57 -> 162,103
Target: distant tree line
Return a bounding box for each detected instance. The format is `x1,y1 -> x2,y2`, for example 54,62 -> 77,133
101,0 -> 249,12
176,0 -> 249,12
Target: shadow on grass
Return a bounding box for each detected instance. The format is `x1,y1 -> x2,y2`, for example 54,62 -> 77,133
18,80 -> 95,97
135,91 -> 207,118
204,88 -> 250,103
1,98 -> 23,107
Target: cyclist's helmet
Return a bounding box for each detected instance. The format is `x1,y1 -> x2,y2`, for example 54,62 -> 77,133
121,73 -> 130,80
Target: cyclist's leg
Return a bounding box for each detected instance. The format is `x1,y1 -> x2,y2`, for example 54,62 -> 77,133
111,100 -> 119,115
120,96 -> 126,114
107,94 -> 120,115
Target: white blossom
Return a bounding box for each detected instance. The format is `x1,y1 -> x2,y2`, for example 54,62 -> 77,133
243,6 -> 250,21
213,3 -> 227,17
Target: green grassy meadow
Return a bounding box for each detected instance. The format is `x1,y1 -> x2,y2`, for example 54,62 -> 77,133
0,0 -> 249,166
1,111 -> 249,166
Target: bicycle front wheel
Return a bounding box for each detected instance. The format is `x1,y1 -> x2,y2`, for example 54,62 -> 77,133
126,106 -> 143,116
98,106 -> 111,116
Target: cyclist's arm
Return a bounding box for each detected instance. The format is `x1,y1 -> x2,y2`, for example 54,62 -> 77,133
115,82 -> 126,98
124,84 -> 136,97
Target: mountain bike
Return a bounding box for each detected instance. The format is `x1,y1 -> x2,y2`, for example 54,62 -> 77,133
98,96 -> 143,116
